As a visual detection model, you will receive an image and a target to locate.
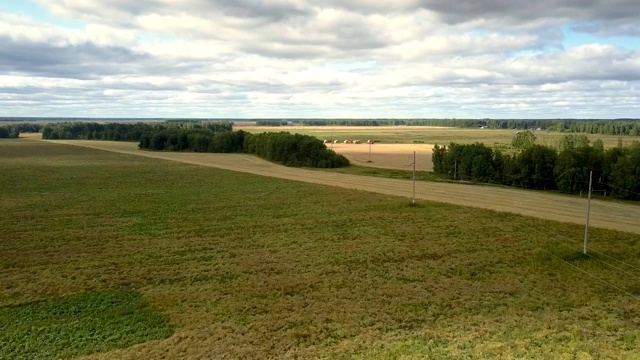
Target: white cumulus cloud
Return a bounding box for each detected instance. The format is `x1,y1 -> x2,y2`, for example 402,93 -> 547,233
0,0 -> 638,117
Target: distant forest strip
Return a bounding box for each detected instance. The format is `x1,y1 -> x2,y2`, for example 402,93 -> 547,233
41,121 -> 233,141
286,119 -> 640,136
4,118 -> 640,136
0,123 -> 41,138
432,134 -> 640,200
39,122 -> 349,168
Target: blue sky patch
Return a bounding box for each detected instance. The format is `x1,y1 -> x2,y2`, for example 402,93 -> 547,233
563,25 -> 639,50
1,0 -> 83,29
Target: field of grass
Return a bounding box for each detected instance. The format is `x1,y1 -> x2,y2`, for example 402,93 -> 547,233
314,165 -> 446,183
47,139 -> 640,234
243,126 -> 640,149
3,140 -> 640,358
0,290 -> 172,359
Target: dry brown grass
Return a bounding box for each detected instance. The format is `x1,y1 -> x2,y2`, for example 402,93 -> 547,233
44,139 -> 640,235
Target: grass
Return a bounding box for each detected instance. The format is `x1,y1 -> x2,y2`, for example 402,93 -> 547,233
317,164 -> 446,182
2,139 -> 640,358
244,126 -> 640,148
0,289 -> 173,359
315,165 -> 640,207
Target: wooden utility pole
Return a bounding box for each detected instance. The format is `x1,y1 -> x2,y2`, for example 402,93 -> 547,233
412,151 -> 416,204
584,170 -> 593,254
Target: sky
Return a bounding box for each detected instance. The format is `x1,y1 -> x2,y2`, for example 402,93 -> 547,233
0,0 -> 639,119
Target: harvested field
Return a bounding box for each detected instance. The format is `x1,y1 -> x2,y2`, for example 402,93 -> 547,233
242,125 -> 640,148
44,139 -> 640,235
240,125 -> 451,131
328,143 -> 434,171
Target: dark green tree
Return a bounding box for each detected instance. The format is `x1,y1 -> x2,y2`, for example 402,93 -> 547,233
511,131 -> 536,150
557,134 -> 590,152
515,145 -> 558,189
608,143 -> 640,200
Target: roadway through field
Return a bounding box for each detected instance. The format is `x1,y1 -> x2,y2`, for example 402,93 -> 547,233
45,139 -> 640,235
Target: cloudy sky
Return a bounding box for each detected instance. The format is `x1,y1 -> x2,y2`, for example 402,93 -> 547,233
1,0 -> 639,118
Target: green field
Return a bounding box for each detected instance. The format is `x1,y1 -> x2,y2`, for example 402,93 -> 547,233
243,126 -> 640,149
0,289 -> 173,359
2,140 -> 640,359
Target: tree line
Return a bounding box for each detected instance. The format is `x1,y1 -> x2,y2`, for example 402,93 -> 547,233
139,129 -> 349,168
255,120 -> 288,126
39,121 -> 348,168
0,123 -> 41,138
292,119 -> 640,136
244,132 -> 350,168
41,122 -> 233,141
138,128 -> 245,153
432,134 -> 640,200
6,118 -> 640,137
298,120 -> 386,126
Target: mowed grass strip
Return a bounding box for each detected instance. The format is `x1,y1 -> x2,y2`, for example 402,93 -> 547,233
0,289 -> 173,360
2,140 -> 640,359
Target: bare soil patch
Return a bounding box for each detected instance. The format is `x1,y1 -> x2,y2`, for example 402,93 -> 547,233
42,139 -> 640,235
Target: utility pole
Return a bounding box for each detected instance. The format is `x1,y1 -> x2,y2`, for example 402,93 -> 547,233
412,151 -> 416,204
584,170 -> 593,254
368,141 -> 372,162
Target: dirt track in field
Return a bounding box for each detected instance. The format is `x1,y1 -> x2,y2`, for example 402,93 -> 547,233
44,139 -> 640,235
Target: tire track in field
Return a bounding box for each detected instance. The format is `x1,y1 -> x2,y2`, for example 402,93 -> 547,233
45,139 -> 640,235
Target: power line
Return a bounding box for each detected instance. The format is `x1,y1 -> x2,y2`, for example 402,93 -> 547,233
520,222 -> 640,281
538,225 -> 640,273
519,225 -> 640,294
542,249 -> 640,303
520,219 -> 640,302
596,182 -> 640,198
552,232 -> 640,272
545,236 -> 640,283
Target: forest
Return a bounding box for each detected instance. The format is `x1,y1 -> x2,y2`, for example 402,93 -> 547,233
36,121 -> 349,168
244,131 -> 350,168
139,129 -> 349,168
255,120 -> 288,126
5,118 -> 640,137
0,123 -> 41,138
40,122 -> 232,141
5,120 -> 640,178
294,119 -> 640,136
432,134 -> 640,200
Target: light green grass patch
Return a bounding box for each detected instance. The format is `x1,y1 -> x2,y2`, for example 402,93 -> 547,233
316,164 -> 447,182
0,289 -> 173,359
